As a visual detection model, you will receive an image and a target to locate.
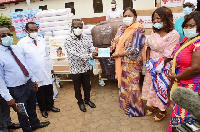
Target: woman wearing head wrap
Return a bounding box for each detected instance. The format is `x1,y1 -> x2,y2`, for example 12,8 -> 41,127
175,0 -> 197,42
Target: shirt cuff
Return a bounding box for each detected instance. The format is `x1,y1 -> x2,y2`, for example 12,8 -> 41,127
90,53 -> 93,59
3,94 -> 13,102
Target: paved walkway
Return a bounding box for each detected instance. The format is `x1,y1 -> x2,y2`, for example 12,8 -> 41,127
11,75 -> 171,132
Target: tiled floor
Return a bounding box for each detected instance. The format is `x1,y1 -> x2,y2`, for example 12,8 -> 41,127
10,75 -> 171,132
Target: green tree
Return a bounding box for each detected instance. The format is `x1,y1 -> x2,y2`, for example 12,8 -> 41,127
0,13 -> 12,28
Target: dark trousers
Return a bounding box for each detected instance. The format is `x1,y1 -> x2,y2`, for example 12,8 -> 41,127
8,81 -> 40,132
0,96 -> 12,132
71,70 -> 91,104
36,84 -> 54,111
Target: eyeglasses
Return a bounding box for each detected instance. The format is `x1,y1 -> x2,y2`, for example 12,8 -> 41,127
73,27 -> 83,29
1,33 -> 13,38
183,4 -> 193,8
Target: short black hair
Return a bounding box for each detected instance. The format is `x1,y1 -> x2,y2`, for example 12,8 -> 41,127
123,7 -> 137,17
152,6 -> 174,33
57,47 -> 62,50
25,22 -> 37,30
182,11 -> 200,32
72,19 -> 83,26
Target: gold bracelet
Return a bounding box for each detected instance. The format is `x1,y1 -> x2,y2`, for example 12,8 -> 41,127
174,76 -> 178,82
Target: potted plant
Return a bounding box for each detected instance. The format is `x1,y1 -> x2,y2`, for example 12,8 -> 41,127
0,13 -> 13,30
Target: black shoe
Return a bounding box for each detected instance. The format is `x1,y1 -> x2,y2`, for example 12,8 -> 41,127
47,106 -> 60,112
32,121 -> 50,131
7,123 -> 21,129
85,101 -> 96,108
78,103 -> 86,112
41,110 -> 48,118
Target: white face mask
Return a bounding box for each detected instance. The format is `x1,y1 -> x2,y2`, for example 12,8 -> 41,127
73,28 -> 83,36
111,4 -> 116,9
29,32 -> 38,40
123,17 -> 133,26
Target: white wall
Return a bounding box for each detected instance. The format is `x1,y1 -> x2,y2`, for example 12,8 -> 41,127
0,0 -> 155,18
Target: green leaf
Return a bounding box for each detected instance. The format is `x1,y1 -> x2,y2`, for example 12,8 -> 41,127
0,13 -> 12,28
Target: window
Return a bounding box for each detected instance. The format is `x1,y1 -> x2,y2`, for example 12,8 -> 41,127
0,4 -> 5,9
123,0 -> 133,10
65,2 -> 75,15
39,5 -> 47,10
197,0 -> 200,11
15,9 -> 23,12
93,0 -> 103,13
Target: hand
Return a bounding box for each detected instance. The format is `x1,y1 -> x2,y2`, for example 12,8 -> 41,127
51,70 -> 54,74
169,70 -> 176,82
110,52 -> 118,58
109,46 -> 114,53
92,52 -> 100,59
7,99 -> 15,108
32,82 -> 38,92
95,48 -> 98,52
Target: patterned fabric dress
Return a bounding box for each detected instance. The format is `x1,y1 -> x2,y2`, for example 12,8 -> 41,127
113,24 -> 145,117
167,38 -> 200,132
142,30 -> 180,111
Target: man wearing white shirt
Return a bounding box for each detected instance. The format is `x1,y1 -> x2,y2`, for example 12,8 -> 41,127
106,0 -> 123,20
17,22 -> 60,118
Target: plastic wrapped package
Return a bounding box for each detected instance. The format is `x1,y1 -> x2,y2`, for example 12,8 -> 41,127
40,22 -> 57,28
16,33 -> 27,40
38,31 -> 44,37
10,12 -> 18,20
54,9 -> 71,16
40,17 -> 56,22
53,15 -> 73,21
44,35 -> 52,41
53,30 -> 71,36
44,31 -> 53,36
53,25 -> 71,31
49,35 -> 69,45
55,20 -> 71,26
36,10 -> 55,18
31,9 -> 42,17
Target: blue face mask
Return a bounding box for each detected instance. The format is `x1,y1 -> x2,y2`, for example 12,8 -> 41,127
1,36 -> 13,47
183,28 -> 199,38
183,7 -> 193,15
153,22 -> 163,29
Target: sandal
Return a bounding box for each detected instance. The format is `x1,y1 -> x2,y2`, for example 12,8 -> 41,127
146,106 -> 157,116
153,111 -> 167,122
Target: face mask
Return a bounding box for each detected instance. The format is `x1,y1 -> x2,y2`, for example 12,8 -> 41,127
153,22 -> 163,29
111,4 -> 116,8
29,32 -> 38,40
183,7 -> 193,15
123,17 -> 133,26
1,36 -> 13,47
73,28 -> 83,36
183,28 -> 199,38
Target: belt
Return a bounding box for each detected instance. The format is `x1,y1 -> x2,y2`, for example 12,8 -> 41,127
20,79 -> 31,87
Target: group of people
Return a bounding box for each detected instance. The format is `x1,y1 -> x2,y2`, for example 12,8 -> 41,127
0,22 -> 60,132
107,0 -> 200,131
0,0 -> 200,132
65,0 -> 200,131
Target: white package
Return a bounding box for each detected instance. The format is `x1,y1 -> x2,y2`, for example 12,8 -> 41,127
53,30 -> 71,36
54,9 -> 71,16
